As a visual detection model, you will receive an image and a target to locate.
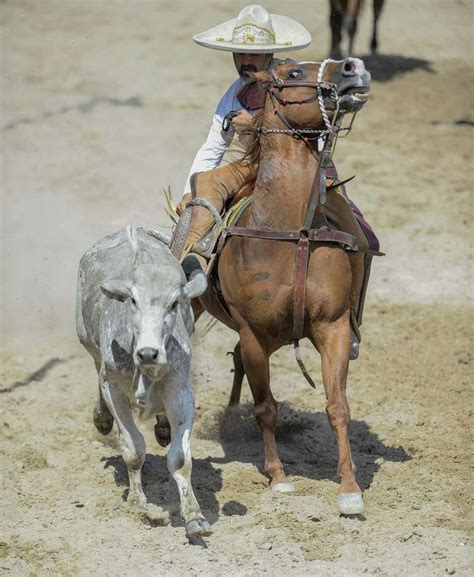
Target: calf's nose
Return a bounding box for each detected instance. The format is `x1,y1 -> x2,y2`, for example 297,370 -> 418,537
137,347 -> 159,362
342,57 -> 366,77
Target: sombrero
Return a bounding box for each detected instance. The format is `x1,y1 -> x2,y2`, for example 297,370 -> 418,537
193,4 -> 311,54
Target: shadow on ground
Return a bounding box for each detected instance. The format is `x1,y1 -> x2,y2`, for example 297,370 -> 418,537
102,453 -> 225,528
357,53 -> 435,82
197,402 -> 411,491
102,401 -> 410,530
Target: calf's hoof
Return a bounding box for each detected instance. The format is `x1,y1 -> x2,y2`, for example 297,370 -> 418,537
271,481 -> 294,493
93,405 -> 114,435
186,517 -> 213,538
337,492 -> 364,515
127,492 -> 148,511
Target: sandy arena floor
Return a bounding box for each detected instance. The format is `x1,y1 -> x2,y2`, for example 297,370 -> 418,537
1,1 -> 473,575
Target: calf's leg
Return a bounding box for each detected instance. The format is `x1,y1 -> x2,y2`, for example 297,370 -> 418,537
93,360 -> 114,435
100,378 -> 147,509
163,382 -> 212,537
311,314 -> 364,514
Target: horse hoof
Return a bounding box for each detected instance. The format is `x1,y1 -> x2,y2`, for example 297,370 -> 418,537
186,518 -> 213,538
93,405 -> 114,435
271,482 -> 294,493
337,492 -> 364,515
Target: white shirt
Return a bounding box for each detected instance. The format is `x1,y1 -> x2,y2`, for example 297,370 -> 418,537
183,77 -> 249,194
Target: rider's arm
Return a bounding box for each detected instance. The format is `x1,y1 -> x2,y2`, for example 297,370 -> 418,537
182,78 -> 243,196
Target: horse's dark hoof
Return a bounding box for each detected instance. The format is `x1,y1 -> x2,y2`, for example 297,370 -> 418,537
93,405 -> 114,435
154,415 -> 171,447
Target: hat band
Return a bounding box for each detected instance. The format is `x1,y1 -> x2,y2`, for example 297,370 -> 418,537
230,23 -> 276,45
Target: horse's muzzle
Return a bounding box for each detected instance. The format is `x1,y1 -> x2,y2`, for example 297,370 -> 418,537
337,58 -> 371,112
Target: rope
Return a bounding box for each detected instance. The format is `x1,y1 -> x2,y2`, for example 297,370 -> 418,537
316,58 -> 336,133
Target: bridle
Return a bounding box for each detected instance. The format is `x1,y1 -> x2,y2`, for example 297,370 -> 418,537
222,59 -> 344,145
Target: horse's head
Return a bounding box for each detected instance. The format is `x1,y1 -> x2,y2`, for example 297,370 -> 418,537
250,58 -> 371,132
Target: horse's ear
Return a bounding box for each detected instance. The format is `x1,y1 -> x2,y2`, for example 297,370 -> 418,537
248,70 -> 273,84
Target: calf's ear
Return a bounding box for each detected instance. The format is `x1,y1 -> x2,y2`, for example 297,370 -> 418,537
182,272 -> 207,300
100,279 -> 130,302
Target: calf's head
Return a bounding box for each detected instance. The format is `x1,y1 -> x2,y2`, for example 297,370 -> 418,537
100,250 -> 207,375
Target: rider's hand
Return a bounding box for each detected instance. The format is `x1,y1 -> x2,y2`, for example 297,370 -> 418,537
176,192 -> 192,216
233,109 -> 253,134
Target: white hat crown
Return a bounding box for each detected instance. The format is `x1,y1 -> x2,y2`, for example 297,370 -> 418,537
232,5 -> 275,46
193,4 -> 311,54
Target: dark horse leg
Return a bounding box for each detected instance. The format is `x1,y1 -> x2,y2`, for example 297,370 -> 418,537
311,313 -> 364,514
238,325 -> 293,492
228,341 -> 245,407
371,0 -> 385,53
329,0 -> 345,59
345,0 -> 362,56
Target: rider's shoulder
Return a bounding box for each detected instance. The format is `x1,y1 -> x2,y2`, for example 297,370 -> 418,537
215,77 -> 245,113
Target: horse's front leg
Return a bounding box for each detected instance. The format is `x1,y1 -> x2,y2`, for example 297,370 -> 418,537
238,326 -> 293,493
311,313 -> 364,514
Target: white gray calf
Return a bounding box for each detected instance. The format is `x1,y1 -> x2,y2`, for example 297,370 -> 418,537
76,226 -> 211,537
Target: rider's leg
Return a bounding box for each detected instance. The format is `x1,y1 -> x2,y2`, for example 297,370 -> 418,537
184,160 -> 255,252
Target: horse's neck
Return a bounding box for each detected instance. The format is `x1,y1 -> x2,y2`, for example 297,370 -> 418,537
247,136 -> 320,230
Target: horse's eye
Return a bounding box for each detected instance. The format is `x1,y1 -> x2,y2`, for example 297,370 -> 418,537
288,69 -> 303,79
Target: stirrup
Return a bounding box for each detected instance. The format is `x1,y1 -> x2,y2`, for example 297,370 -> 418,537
349,309 -> 361,361
349,329 -> 360,361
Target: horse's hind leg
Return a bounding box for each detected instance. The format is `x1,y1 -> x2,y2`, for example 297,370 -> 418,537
371,0 -> 384,53
311,314 -> 364,514
239,328 -> 293,492
329,0 -> 344,59
228,341 -> 245,407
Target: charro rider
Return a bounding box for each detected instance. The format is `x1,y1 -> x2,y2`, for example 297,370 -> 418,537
176,4 -> 379,359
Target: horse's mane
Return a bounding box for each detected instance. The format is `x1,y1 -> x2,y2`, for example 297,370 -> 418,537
229,110 -> 264,206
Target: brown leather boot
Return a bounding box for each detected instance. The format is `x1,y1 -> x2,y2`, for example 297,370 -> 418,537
184,160 -> 254,252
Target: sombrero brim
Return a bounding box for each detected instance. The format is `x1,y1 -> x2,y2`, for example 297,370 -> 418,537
193,14 -> 311,53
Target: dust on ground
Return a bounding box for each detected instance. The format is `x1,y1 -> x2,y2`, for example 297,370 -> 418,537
1,1 -> 473,576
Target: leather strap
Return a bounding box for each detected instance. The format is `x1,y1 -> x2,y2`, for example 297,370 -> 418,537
170,206 -> 193,259
218,225 -> 356,250
293,236 -> 310,340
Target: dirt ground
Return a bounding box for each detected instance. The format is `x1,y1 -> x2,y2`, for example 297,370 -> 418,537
1,1 -> 473,576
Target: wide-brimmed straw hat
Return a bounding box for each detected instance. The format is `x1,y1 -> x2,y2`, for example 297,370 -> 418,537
193,4 -> 311,53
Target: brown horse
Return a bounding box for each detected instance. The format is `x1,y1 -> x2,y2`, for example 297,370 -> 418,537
197,58 -> 372,514
330,0 -> 385,58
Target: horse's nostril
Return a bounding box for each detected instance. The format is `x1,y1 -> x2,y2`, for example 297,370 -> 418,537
343,58 -> 356,74
137,347 -> 159,361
